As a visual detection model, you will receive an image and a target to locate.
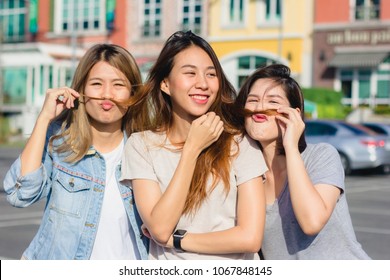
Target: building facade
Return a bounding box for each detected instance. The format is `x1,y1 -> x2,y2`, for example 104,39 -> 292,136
208,0 -> 314,90
0,0 -> 210,136
0,0 -> 128,136
313,0 -> 390,108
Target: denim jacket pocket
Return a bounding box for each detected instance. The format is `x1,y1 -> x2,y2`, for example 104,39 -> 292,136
50,172 -> 92,218
56,173 -> 91,192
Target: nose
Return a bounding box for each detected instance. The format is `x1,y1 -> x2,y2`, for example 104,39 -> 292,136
255,101 -> 265,111
195,74 -> 208,89
102,84 -> 113,99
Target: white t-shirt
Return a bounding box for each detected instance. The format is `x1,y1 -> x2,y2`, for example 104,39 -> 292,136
90,139 -> 140,260
121,131 -> 268,260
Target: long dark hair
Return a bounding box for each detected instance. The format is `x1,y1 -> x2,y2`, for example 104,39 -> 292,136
132,30 -> 240,214
234,64 -> 307,154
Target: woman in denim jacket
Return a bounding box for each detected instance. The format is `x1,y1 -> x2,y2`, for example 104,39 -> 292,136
3,44 -> 148,260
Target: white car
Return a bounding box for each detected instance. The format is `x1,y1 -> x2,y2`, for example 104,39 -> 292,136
305,120 -> 390,175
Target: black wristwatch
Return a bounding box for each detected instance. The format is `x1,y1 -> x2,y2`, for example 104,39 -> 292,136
173,229 -> 187,251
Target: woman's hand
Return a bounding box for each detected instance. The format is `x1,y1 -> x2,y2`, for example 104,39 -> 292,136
275,107 -> 305,151
184,112 -> 224,155
39,87 -> 80,122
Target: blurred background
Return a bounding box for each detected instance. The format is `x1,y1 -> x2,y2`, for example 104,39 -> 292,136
0,0 -> 389,259
0,0 -> 390,142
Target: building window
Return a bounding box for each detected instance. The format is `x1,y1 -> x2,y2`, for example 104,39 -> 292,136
237,56 -> 276,88
222,0 -> 245,27
377,58 -> 390,99
1,67 -> 27,104
256,0 -> 281,25
340,69 -> 353,99
56,0 -> 105,34
0,0 -> 27,43
182,0 -> 202,34
358,69 -> 371,99
354,0 -> 380,21
142,0 -> 162,37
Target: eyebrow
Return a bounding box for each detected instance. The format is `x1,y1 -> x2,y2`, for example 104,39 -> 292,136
88,77 -> 126,82
265,93 -> 285,99
180,64 -> 215,70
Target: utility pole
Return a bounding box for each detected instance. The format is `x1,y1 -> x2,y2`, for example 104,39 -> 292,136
277,2 -> 283,62
0,9 -> 3,107
69,0 -> 77,75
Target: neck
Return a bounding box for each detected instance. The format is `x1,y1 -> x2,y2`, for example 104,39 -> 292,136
91,126 -> 124,153
168,114 -> 192,144
261,141 -> 286,174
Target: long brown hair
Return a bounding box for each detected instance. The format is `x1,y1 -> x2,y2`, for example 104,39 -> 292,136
50,44 -> 143,162
133,31 -> 240,214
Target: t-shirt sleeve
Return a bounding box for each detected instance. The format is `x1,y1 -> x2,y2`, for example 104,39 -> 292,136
120,133 -> 158,185
304,143 -> 345,193
233,134 -> 268,186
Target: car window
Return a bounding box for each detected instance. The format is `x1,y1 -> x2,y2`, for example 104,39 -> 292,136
339,123 -> 377,136
305,122 -> 337,136
362,124 -> 387,135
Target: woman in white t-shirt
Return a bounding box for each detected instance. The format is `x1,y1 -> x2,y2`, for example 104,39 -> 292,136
121,31 -> 268,260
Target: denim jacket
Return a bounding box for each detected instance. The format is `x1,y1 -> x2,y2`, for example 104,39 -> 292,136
3,124 -> 148,260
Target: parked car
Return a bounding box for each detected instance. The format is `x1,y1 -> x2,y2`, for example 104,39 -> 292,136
361,122 -> 390,136
305,119 -> 390,175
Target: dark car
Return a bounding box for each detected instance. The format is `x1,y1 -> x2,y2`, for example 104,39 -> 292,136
305,119 -> 390,174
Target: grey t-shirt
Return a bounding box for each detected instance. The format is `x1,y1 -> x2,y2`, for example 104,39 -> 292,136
121,131 -> 267,260
262,143 -> 371,260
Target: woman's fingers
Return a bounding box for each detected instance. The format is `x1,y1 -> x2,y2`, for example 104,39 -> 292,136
55,87 -> 80,109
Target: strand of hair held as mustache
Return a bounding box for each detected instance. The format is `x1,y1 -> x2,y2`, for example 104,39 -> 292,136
239,108 -> 280,117
78,93 -> 138,108
77,92 -> 279,116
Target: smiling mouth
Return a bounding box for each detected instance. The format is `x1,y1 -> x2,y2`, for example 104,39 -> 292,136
190,94 -> 209,100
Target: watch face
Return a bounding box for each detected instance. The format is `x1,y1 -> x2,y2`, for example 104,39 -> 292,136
174,229 -> 187,236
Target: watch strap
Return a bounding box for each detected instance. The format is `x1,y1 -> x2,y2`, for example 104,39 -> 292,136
173,230 -> 186,251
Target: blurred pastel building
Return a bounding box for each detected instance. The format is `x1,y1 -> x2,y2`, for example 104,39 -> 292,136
313,0 -> 390,108
1,0 -> 389,137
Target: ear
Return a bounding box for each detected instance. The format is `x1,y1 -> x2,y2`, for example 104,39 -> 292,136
160,79 -> 171,96
295,108 -> 301,113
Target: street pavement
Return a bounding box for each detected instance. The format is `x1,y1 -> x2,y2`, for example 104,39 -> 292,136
1,147 -> 389,260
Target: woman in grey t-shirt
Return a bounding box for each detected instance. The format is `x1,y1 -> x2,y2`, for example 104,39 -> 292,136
233,64 -> 370,260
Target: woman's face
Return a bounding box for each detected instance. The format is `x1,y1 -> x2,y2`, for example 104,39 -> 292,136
161,45 -> 219,122
84,61 -> 131,130
244,78 -> 290,143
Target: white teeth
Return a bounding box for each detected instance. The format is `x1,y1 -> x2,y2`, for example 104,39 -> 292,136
191,95 -> 207,100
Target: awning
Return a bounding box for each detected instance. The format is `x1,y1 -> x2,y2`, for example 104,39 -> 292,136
328,52 -> 388,67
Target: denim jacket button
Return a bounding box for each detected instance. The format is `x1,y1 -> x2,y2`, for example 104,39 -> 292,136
69,178 -> 75,187
129,198 -> 135,205
15,181 -> 22,189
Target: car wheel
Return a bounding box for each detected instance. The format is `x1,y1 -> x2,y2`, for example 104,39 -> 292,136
339,153 -> 351,175
381,164 -> 390,175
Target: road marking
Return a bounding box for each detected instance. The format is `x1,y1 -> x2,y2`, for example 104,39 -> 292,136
346,185 -> 390,194
0,211 -> 42,221
0,219 -> 41,228
354,226 -> 390,235
349,207 -> 390,216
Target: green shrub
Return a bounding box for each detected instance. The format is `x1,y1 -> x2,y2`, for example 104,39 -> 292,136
303,87 -> 346,119
374,105 -> 390,115
0,115 -> 10,143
